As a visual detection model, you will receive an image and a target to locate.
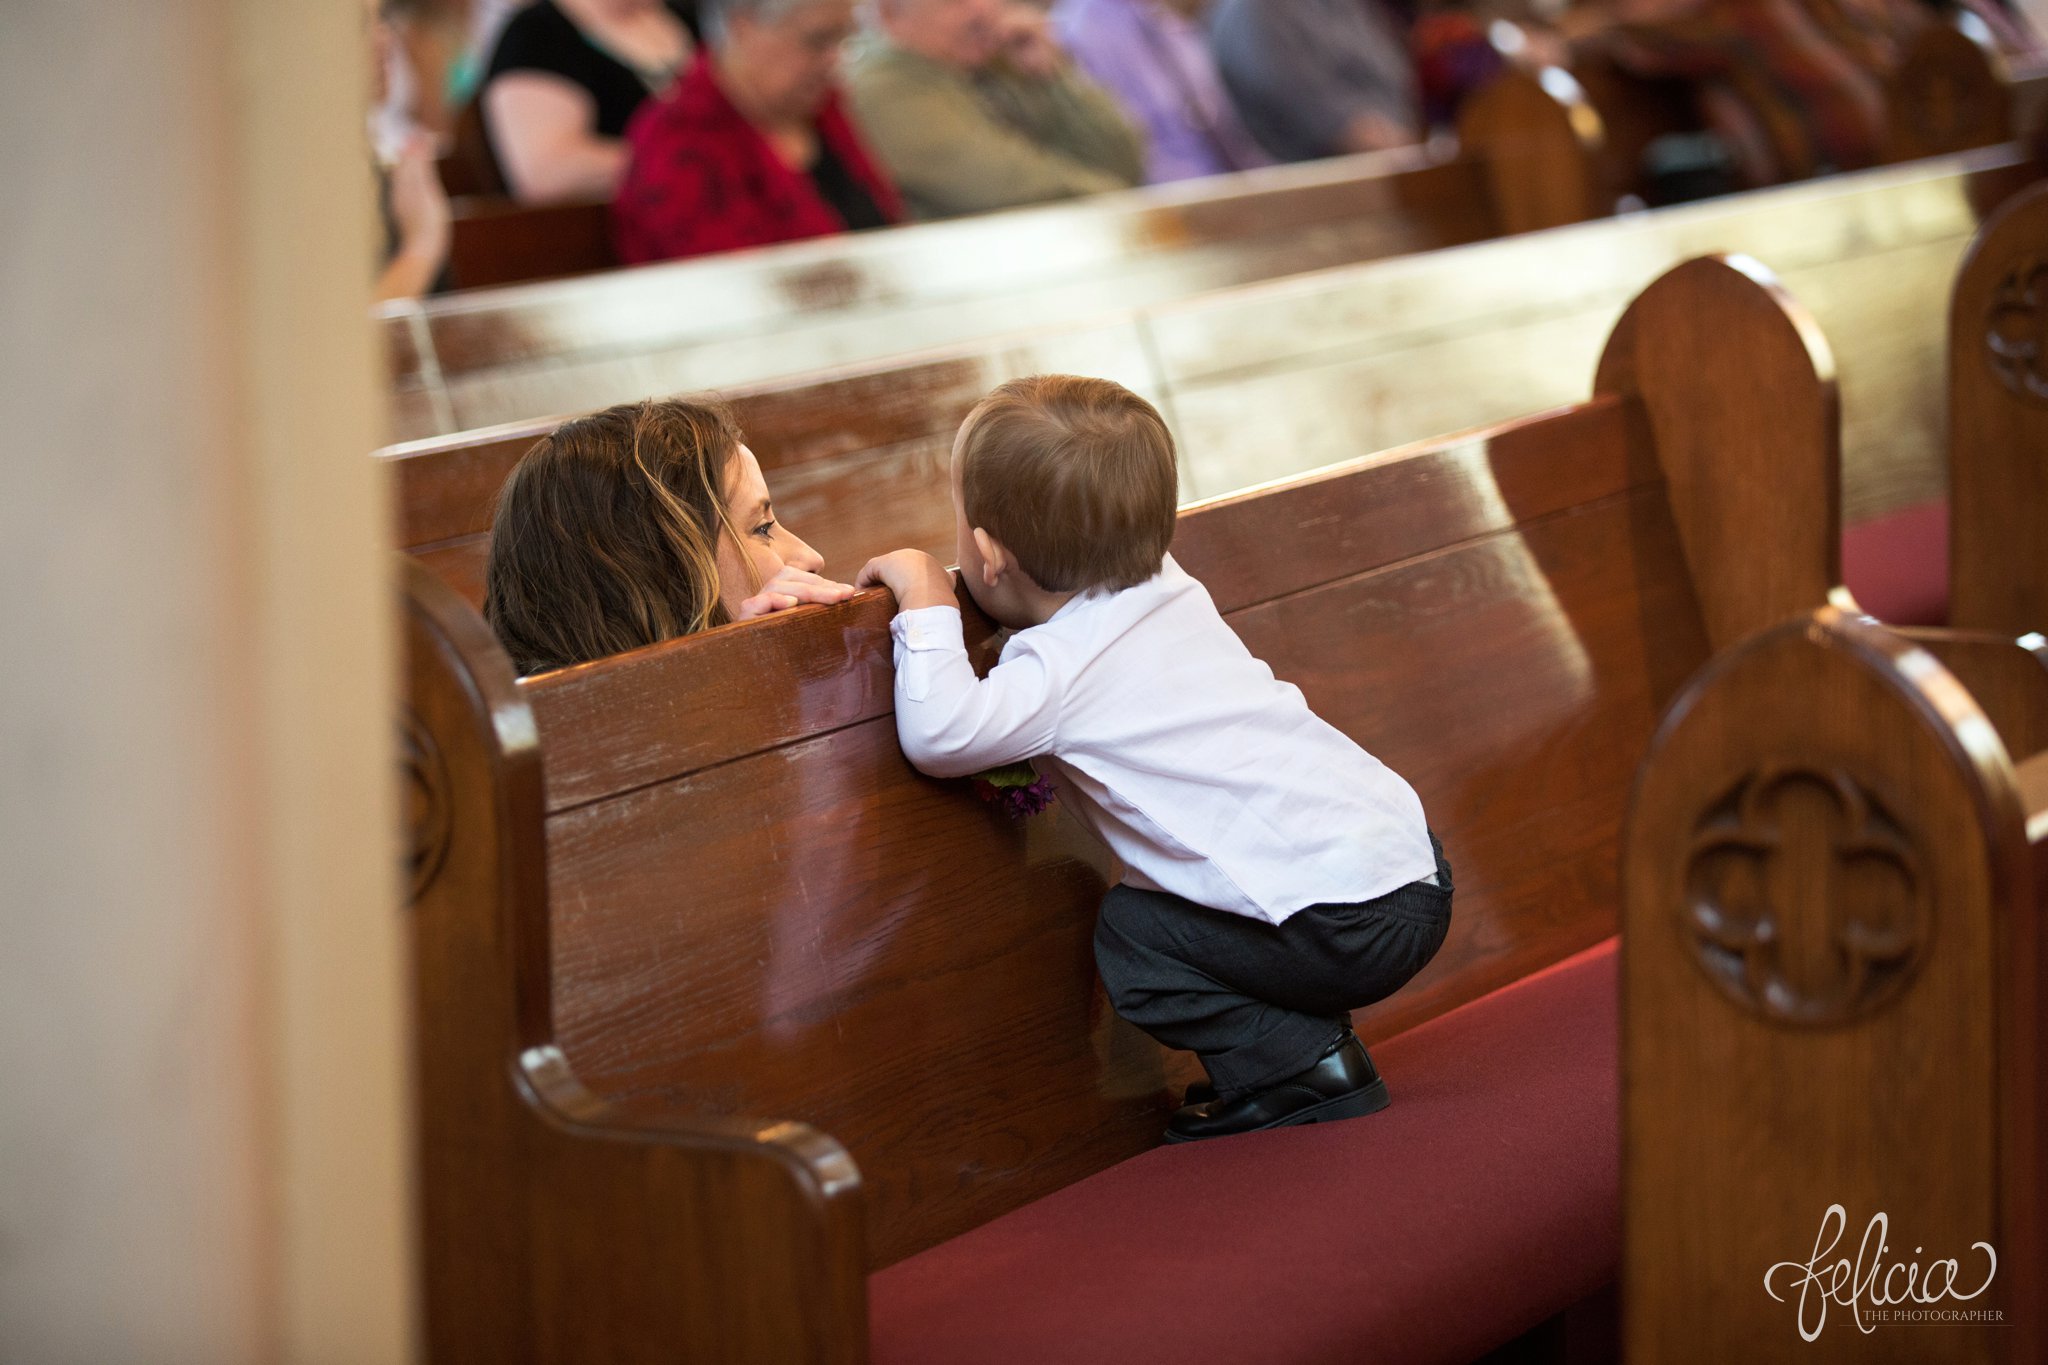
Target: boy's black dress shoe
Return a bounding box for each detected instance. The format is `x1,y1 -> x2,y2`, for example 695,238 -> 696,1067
1164,1035 -> 1389,1143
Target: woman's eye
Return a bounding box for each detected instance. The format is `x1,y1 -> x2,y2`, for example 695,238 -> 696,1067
754,520 -> 777,538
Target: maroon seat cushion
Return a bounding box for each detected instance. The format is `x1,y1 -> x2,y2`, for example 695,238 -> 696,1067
1843,499 -> 1948,627
869,938 -> 1620,1365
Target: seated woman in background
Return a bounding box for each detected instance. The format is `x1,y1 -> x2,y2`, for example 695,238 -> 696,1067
846,0 -> 1146,219
481,0 -> 698,203
1207,0 -> 1422,161
484,398 -> 856,675
1049,0 -> 1271,184
613,0 -> 903,264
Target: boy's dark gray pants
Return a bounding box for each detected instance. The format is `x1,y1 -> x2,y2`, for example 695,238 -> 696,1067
1092,833 -> 1454,1097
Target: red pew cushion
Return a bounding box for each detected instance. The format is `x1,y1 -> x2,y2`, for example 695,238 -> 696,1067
869,937 -> 1620,1365
1843,499 -> 1948,627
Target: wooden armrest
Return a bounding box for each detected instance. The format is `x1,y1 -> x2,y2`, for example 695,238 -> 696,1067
404,556 -> 870,1363
1891,626 -> 2048,761
499,1047 -> 869,1365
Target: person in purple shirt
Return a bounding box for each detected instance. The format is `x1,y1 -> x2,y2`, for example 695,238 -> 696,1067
1050,0 -> 1271,184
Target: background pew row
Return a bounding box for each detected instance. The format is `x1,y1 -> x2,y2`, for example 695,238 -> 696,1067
382,67 -> 1611,442
419,64 -> 1605,300
1884,17 -> 2048,164
428,18 -> 2043,298
401,257 -> 1839,1361
384,146 -> 2043,612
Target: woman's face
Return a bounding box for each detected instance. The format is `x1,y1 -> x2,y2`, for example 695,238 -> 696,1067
715,443 -> 826,617
725,0 -> 858,117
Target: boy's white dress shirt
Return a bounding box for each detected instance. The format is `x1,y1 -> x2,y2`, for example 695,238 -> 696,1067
887,555 -> 1438,926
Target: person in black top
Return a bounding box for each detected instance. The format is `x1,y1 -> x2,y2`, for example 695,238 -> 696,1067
481,0 -> 699,203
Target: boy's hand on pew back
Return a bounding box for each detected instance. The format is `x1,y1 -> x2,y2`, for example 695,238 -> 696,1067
856,550 -> 959,614
733,565 -> 859,621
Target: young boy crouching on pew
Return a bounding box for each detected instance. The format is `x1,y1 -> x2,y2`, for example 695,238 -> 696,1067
856,375 -> 1453,1143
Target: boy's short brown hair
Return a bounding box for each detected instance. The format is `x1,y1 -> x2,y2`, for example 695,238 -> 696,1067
958,375 -> 1178,593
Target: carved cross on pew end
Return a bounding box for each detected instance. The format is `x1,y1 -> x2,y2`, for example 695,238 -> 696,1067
1987,259 -> 2048,405
1682,766 -> 1929,1029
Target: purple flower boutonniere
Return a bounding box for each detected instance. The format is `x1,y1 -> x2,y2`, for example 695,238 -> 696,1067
970,762 -> 1057,818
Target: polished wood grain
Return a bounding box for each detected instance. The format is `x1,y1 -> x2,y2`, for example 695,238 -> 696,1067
1949,180 -> 2048,635
404,558 -> 868,1365
1622,607 -> 2047,1362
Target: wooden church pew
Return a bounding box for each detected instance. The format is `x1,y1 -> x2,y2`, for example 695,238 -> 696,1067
400,256 -> 1840,1362
445,194 -> 612,290
384,143 -> 2043,613
1623,605 -> 2048,1360
380,66 -> 1609,441
1886,15 -> 2048,164
1828,173 -> 2048,632
1950,178 -> 2048,635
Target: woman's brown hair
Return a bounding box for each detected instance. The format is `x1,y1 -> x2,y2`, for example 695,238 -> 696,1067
483,398 -> 751,675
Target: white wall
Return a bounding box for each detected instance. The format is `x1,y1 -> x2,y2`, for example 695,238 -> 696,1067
0,2 -> 412,1361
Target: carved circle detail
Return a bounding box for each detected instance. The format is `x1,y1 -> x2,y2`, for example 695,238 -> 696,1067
403,708 -> 452,906
1986,258 -> 2048,405
1681,767 -> 1929,1028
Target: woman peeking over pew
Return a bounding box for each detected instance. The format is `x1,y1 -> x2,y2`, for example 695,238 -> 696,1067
613,0 -> 904,263
483,398 -> 856,675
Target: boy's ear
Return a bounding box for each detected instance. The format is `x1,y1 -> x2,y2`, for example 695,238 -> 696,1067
971,527 -> 1008,588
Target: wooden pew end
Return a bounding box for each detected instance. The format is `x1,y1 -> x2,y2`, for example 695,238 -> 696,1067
1624,606 -> 2042,1360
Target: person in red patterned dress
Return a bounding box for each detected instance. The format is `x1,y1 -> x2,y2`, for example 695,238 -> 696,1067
613,0 -> 904,263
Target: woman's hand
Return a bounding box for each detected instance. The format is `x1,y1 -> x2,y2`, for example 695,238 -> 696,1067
999,4 -> 1065,80
389,132 -> 452,259
732,564 -> 858,621
374,132 -> 452,303
856,550 -> 958,612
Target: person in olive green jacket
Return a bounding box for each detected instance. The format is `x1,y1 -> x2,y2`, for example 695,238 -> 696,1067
846,0 -> 1147,219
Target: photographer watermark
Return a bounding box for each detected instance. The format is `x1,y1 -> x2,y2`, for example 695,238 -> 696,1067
1764,1204 -> 1999,1341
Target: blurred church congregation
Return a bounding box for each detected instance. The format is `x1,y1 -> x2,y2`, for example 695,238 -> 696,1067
8,0 -> 2048,1360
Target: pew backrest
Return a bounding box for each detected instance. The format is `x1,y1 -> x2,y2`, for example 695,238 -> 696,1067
446,195 -> 614,289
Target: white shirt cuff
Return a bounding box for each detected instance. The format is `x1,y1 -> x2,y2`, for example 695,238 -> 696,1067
891,604 -> 966,653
